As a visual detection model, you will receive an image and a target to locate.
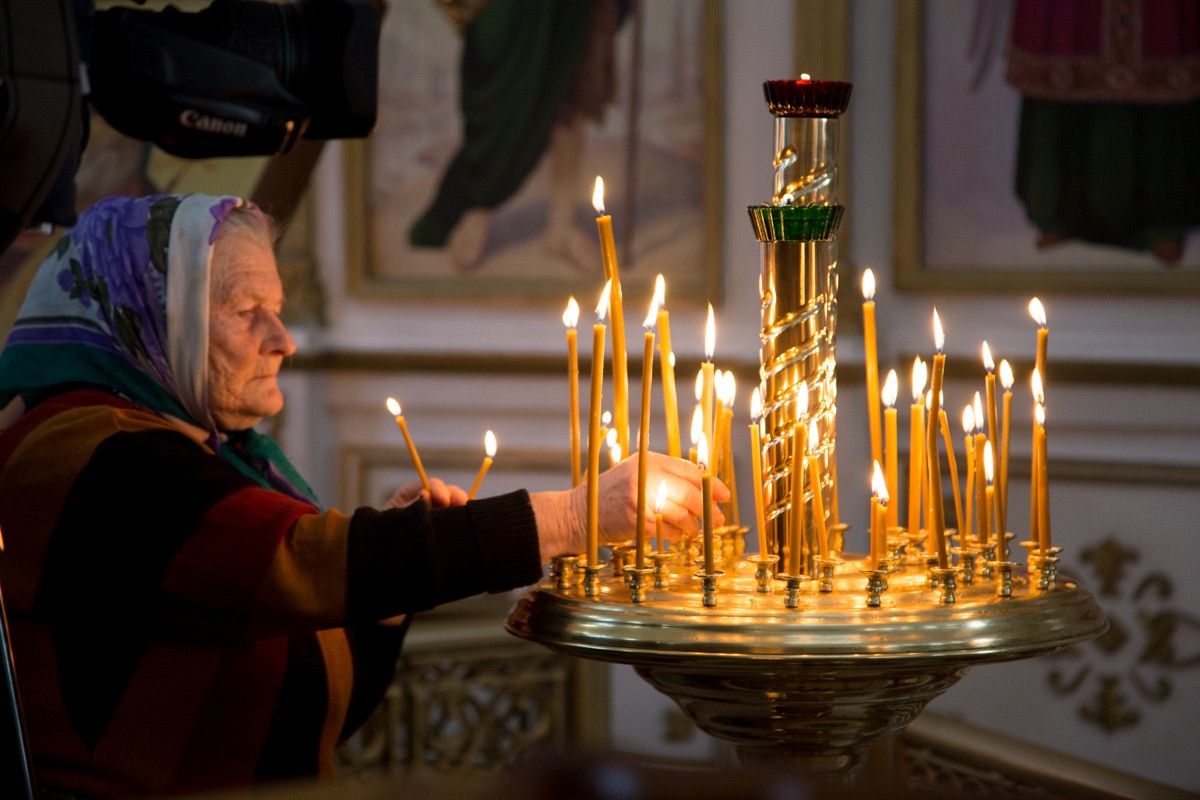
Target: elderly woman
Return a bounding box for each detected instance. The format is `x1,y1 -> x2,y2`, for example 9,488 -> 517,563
0,194 -> 725,799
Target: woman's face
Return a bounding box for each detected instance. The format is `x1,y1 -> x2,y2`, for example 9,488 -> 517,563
207,228 -> 296,431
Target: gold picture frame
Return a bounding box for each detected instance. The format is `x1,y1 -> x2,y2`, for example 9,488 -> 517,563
344,0 -> 724,307
893,0 -> 1200,293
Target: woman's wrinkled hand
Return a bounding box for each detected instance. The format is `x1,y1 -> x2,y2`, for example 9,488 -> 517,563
382,477 -> 468,510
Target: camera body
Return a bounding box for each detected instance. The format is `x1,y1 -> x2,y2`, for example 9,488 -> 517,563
0,0 -> 381,255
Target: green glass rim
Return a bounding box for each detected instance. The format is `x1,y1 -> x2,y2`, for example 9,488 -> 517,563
746,204 -> 845,242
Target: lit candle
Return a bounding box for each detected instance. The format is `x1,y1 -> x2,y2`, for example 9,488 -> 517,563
689,404 -> 702,464
635,294 -> 659,571
907,357 -> 927,538
721,372 -> 739,527
998,359 -> 1014,536
1029,297 -> 1048,386
711,369 -> 727,487
564,297 -> 581,487
973,391 -> 987,545
829,380 -> 841,527
982,341 -> 999,452
385,397 -> 432,496
962,405 -> 976,542
984,440 -> 999,559
862,269 -> 883,471
870,460 -> 886,570
467,430 -> 497,499
749,388 -> 768,557
654,275 -> 681,458
702,304 -> 716,463
938,401 -> 963,539
698,432 -> 714,574
882,369 -> 899,528
1035,401 -> 1051,552
594,177 -> 629,457
609,440 -> 622,469
807,421 -> 830,560
655,479 -> 668,554
586,280 -> 612,568
788,421 -> 806,576
926,310 -> 948,569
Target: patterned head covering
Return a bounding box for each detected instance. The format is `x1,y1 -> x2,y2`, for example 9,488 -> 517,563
0,193 -> 317,504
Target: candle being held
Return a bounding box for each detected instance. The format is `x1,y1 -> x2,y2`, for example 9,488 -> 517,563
926,310 -> 948,569
564,296 -> 581,487
467,430 -> 497,499
385,397 -> 432,496
586,280 -> 612,568
593,177 -> 628,456
634,294 -> 659,571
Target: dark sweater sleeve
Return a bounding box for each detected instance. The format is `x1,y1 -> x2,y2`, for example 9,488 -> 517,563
345,489 -> 542,622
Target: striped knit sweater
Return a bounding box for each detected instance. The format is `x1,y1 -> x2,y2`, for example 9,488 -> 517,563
0,389 -> 542,798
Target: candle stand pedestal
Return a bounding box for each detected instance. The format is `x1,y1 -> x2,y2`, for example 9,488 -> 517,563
507,553 -> 1106,776
747,554 -> 779,593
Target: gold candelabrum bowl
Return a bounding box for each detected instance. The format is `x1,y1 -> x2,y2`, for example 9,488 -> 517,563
507,532 -> 1106,775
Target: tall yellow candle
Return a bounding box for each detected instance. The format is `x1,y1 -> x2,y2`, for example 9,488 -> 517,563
983,440 -> 998,559
749,388 -> 768,557
862,269 -> 882,470
870,460 -> 886,570
586,280 -> 612,567
1035,402 -> 1051,552
789,423 -> 806,575
564,297 -> 581,487
882,369 -> 899,528
385,397 -> 432,496
973,392 -> 988,545
926,311 -> 948,569
807,422 -> 830,560
701,304 -> 716,459
711,370 -> 727,488
998,360 -> 1014,536
654,275 -> 681,458
593,177 -> 628,456
635,296 -> 658,571
962,405 -> 976,542
1029,297 -> 1048,387
699,433 -> 714,574
721,374 -> 739,526
467,430 -> 497,499
938,407 -> 963,539
655,480 -> 668,554
982,341 -> 999,457
689,404 -> 702,464
1030,369 -> 1043,551
907,357 -> 927,537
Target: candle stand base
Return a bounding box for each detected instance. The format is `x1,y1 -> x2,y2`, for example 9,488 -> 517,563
651,553 -> 673,589
778,573 -> 806,608
624,565 -> 656,603
694,569 -> 725,608
861,568 -> 888,607
1033,547 -> 1063,590
951,546 -> 980,585
581,564 -> 604,599
507,553 -> 1106,776
551,555 -> 578,591
748,554 -> 780,593
933,568 -> 960,605
815,557 -> 839,593
990,561 -> 1017,598
978,544 -> 998,580
925,557 -> 942,588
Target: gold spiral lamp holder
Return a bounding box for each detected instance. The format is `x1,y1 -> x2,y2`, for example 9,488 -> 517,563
506,79 -> 1106,775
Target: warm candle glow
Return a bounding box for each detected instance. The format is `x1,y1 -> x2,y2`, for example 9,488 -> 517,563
1000,360 -> 1014,392
998,359 -> 1014,536
690,404 -> 703,447
1029,297 -> 1047,328
927,313 -> 948,568
386,397 -> 401,417
563,296 -> 580,329
467,430 -> 497,500
592,175 -> 606,215
385,397 -> 431,495
596,280 -> 612,321
982,340 -> 994,373
862,268 -> 882,471
882,369 -> 898,408
704,303 -> 716,361
932,308 -> 945,353
911,357 -> 927,403
882,369 -> 899,528
565,296 -> 581,487
861,268 -> 876,301
1031,368 -> 1044,404
907,357 -> 926,540
871,460 -> 888,569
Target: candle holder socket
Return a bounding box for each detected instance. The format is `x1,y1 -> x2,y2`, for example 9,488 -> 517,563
611,543 -> 637,578
694,569 -> 726,608
932,568 -> 960,605
815,557 -> 840,593
1033,547 -> 1064,590
977,543 -> 997,580
830,522 -> 849,554
651,552 -> 673,589
925,555 -> 942,588
906,529 -> 929,566
861,569 -> 888,608
581,563 -> 605,598
551,555 -> 579,591
951,545 -> 980,585
624,565 -> 656,603
989,561 -> 1018,598
747,554 -> 780,593
778,573 -> 806,609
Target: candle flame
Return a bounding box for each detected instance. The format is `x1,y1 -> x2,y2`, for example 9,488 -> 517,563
595,279 -> 612,322
1029,297 -> 1047,328
750,386 -> 762,422
704,303 -> 716,360
386,397 -> 401,416
808,420 -> 820,451
800,72 -> 811,81
691,404 -> 703,445
861,268 -> 876,301
882,369 -> 898,409
797,381 -> 809,416
697,432 -> 709,471
655,479 -> 669,514
484,429 -> 497,457
872,459 -> 888,502
653,273 -> 666,309
602,410 -> 612,426
982,340 -> 994,373
973,392 -> 984,432
932,309 -> 945,353
1031,368 -> 1044,404
962,404 -> 975,434
983,440 -> 994,484
911,357 -> 927,402
606,427 -> 618,449
563,296 -> 579,329
643,292 -> 659,329
999,359 -> 1014,391
1035,402 -> 1046,427
592,176 -> 606,215
723,371 -> 737,405
611,441 -> 622,464
694,368 -> 704,402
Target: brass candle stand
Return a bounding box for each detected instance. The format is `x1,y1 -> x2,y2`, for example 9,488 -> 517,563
507,79 -> 1105,776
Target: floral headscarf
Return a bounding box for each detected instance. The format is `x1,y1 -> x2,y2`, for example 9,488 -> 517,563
0,193 -> 317,504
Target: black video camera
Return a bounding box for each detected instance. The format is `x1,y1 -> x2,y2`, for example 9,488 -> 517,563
0,0 -> 381,255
